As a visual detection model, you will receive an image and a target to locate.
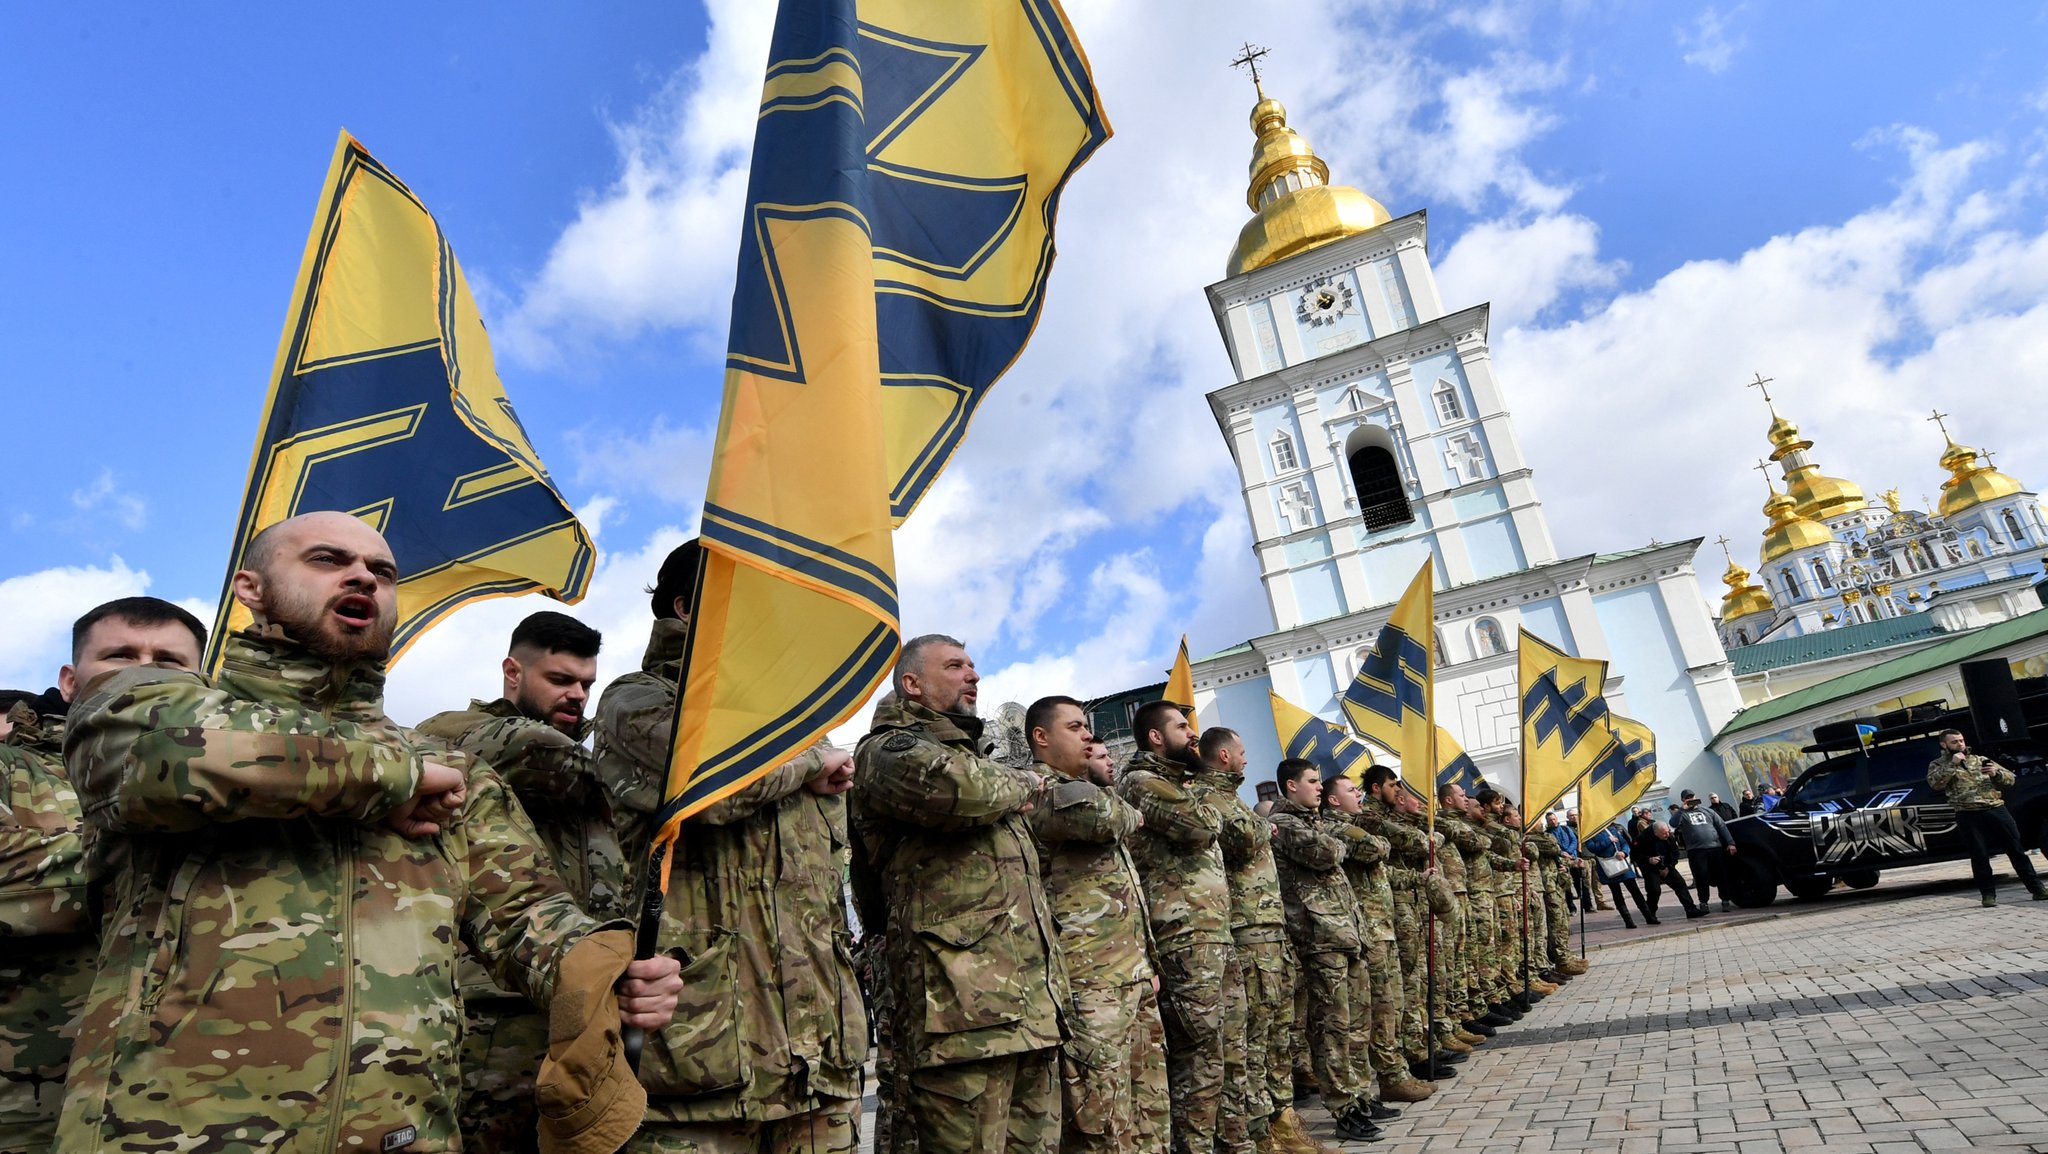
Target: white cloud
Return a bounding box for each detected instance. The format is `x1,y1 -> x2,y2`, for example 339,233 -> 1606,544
0,558 -> 153,691
1678,6 -> 1746,74
1436,212 -> 1622,328
70,469 -> 147,531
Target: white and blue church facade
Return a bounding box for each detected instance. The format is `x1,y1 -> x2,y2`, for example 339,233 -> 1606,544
1184,89 -> 1747,806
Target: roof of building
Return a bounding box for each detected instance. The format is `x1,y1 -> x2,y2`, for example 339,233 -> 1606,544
1728,613 -> 1946,676
1715,606 -> 2048,742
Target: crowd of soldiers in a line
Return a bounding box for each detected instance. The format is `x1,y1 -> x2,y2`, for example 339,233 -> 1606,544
1,511 -> 1593,1154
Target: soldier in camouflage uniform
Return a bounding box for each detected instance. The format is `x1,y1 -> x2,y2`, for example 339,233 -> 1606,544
2,598 -> 209,1154
1382,784 -> 1461,1082
592,544 -> 870,1152
1318,775 -> 1395,1126
1353,768 -> 1437,1105
1927,727 -> 2047,905
1428,784 -> 1482,1061
1192,729 -> 1296,1154
1436,792 -> 1497,1038
1267,759 -> 1379,1147
1472,790 -> 1525,1013
850,635 -> 1066,1154
1116,701 -> 1239,1154
58,512 -> 683,1153
1024,696 -> 1167,1154
416,610 -> 621,1152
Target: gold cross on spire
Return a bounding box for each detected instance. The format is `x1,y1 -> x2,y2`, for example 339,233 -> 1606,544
1745,372 -> 1776,409
1927,408 -> 1953,442
1231,42 -> 1270,98
1716,534 -> 1735,563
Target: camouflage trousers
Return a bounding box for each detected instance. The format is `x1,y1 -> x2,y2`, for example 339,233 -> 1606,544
1463,889 -> 1497,1017
1214,946 -> 1254,1154
1545,870 -> 1573,966
1156,942 -> 1231,1154
1059,980 -> 1168,1154
621,1097 -> 861,1153
1434,899 -> 1468,1041
861,941 -> 914,1154
1227,933 -> 1291,1137
909,1050 -> 1059,1154
1290,948 -> 1361,1116
1347,937 -> 1401,1090
1389,881 -> 1428,1059
458,996 -> 546,1154
1494,884 -> 1525,1001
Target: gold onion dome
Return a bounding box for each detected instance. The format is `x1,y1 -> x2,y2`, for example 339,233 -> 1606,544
1721,558 -> 1774,620
1938,439 -> 2025,517
1760,486 -> 1832,563
1227,95 -> 1392,276
1766,412 -> 1866,519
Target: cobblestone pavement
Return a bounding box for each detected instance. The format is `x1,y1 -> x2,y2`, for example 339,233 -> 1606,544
859,861 -> 2048,1152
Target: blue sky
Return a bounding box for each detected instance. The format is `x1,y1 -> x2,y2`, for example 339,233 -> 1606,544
5,2 -> 2048,731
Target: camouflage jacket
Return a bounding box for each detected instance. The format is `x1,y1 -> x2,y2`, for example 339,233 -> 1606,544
1332,810 -> 1396,942
1375,803 -> 1456,915
642,741 -> 868,1121
592,617 -> 690,874
59,628 -> 615,1154
1432,810 -> 1471,895
1927,752 -> 2015,810
1192,765 -> 1285,939
1027,762 -> 1155,989
1267,797 -> 1359,956
417,698 -> 627,921
1443,811 -> 1494,898
1116,750 -> 1232,954
850,698 -> 1066,1071
1481,816 -> 1521,877
2,702 -> 93,1152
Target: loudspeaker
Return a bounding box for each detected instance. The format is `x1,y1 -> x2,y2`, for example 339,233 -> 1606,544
1961,659 -> 2029,747
1812,720 -> 1867,749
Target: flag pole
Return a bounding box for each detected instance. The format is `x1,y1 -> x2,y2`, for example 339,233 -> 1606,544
623,549 -> 710,1071
1424,726 -> 1438,1079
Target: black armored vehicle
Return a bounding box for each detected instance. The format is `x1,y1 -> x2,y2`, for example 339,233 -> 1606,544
1725,662 -> 2048,907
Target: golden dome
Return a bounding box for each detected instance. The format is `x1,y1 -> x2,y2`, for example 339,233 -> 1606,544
1937,440 -> 2027,517
1227,96 -> 1392,277
1760,488 -> 1832,563
1720,558 -> 1774,621
1765,411 -> 1866,518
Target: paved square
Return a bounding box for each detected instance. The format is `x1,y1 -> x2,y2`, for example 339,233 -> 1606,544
1315,868 -> 2048,1153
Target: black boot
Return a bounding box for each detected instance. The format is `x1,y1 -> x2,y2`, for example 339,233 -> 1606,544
1412,1057 -> 1459,1079
1367,1102 -> 1402,1121
1461,1018 -> 1496,1037
1334,1108 -> 1383,1142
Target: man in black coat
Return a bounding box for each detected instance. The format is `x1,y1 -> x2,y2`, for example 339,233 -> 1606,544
1629,820 -> 1703,920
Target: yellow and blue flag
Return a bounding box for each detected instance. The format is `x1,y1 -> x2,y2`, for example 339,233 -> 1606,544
208,133 -> 593,671
1270,691 -> 1373,786
1167,634 -> 1200,731
1433,724 -> 1487,806
657,0 -> 1108,837
1578,713 -> 1655,837
1518,629 -> 1628,826
1340,560 -> 1436,808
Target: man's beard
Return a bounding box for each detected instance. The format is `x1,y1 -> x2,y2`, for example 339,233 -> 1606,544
266,585 -> 396,664
1167,739 -> 1202,773
514,684 -> 582,734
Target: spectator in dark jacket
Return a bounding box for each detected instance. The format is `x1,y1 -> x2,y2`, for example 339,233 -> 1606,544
1630,821 -> 1702,920
1673,790 -> 1738,911
1708,793 -> 1738,821
1737,789 -> 1760,817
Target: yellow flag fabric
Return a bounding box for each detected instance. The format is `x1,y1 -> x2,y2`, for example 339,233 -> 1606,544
1433,724 -> 1487,809
207,133 -> 592,671
1578,714 -> 1656,836
1340,560 -> 1435,812
1166,635 -> 1200,732
657,0 -> 1108,835
1517,629 -> 1631,827
1270,692 -> 1372,787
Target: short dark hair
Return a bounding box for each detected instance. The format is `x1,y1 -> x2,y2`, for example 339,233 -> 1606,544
1025,695 -> 1086,750
1198,726 -> 1239,765
1474,786 -> 1502,808
1277,757 -> 1318,790
1436,779 -> 1463,804
509,611 -> 601,659
896,634 -> 967,695
648,538 -> 703,620
1131,700 -> 1185,754
1362,764 -> 1399,792
1934,727 -> 1964,742
72,597 -> 207,664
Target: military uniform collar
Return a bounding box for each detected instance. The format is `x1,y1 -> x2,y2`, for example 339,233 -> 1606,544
870,696 -> 984,747
1037,757 -> 1085,783
1125,749 -> 1191,781
2,699 -> 63,756
1272,796 -> 1317,818
468,696 -> 595,743
1190,763 -> 1243,791
639,617 -> 690,680
217,628 -> 389,722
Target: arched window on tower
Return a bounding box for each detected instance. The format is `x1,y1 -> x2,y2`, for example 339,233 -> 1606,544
1434,379 -> 1463,423
1781,567 -> 1803,601
1811,559 -> 1833,590
2003,508 -> 2027,546
1473,618 -> 1507,657
1343,424 -> 1414,532
1434,629 -> 1449,667
1270,431 -> 1298,474
1733,628 -> 1749,646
